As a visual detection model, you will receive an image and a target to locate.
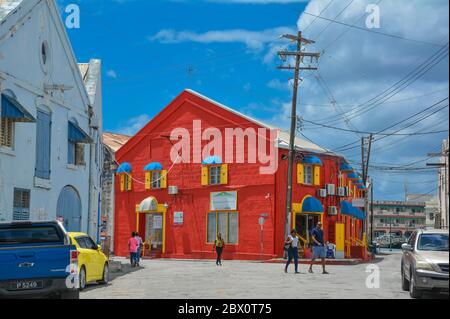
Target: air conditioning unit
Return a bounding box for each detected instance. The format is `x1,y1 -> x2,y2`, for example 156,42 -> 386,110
328,206 -> 338,216
168,186 -> 179,195
337,187 -> 346,197
317,189 -> 327,198
326,184 -> 336,196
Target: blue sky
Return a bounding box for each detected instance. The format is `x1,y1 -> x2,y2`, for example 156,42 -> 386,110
58,0 -> 449,201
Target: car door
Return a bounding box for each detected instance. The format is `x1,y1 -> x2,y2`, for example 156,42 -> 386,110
75,236 -> 96,282
403,232 -> 417,278
84,236 -> 104,280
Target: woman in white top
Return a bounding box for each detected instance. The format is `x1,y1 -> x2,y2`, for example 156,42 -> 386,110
285,229 -> 300,274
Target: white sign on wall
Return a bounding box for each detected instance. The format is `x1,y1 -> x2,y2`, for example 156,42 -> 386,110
174,212 -> 184,225
210,191 -> 238,211
353,198 -> 366,208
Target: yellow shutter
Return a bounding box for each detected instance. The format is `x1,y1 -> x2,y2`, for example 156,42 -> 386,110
220,164 -> 228,185
120,174 -> 125,192
314,166 -> 321,186
201,166 -> 209,186
145,172 -> 151,190
127,174 -> 132,191
297,164 -> 304,184
160,170 -> 168,189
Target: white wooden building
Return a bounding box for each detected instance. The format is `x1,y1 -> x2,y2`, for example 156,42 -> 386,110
0,0 -> 103,240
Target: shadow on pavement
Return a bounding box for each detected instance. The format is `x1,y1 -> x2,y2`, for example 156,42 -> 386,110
82,263 -> 143,292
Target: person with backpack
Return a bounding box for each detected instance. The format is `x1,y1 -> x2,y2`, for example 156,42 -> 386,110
284,229 -> 300,274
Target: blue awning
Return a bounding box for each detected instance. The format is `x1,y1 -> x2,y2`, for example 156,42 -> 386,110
347,172 -> 360,180
302,197 -> 324,213
340,162 -> 353,172
117,162 -> 132,173
354,179 -> 364,185
68,121 -> 92,144
202,156 -> 222,165
357,185 -> 367,190
341,201 -> 354,216
353,207 -> 366,220
144,162 -> 163,171
1,93 -> 35,123
303,155 -> 323,166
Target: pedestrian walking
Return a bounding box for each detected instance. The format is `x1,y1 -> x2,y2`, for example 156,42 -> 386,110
214,233 -> 225,266
309,222 -> 329,274
135,232 -> 143,267
284,229 -> 300,274
128,232 -> 139,267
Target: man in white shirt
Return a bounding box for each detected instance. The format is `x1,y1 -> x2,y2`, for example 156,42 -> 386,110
284,229 -> 300,274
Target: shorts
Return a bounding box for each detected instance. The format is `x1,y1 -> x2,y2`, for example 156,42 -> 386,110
312,246 -> 327,259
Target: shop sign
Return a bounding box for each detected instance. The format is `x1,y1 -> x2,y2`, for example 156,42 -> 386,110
174,212 -> 184,225
211,191 -> 237,211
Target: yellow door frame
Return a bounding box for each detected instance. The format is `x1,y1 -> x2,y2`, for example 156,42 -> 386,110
135,203 -> 167,254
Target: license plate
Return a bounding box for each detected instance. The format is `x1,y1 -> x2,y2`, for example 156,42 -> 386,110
10,280 -> 44,291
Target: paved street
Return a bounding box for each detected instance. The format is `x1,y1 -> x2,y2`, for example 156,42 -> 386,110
80,253 -> 447,299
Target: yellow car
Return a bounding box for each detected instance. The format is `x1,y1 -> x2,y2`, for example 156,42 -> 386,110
68,232 -> 109,290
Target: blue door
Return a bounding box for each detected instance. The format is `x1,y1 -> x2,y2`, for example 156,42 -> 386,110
56,186 -> 82,232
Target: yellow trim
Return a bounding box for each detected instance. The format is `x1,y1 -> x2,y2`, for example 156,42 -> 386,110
144,172 -> 151,190
313,166 -> 321,186
220,164 -> 228,185
297,163 -> 304,184
201,166 -> 209,186
160,170 -> 168,189
120,174 -> 125,192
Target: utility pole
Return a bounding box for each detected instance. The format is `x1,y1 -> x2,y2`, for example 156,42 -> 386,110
278,32 -> 320,249
361,135 -> 373,238
370,177 -> 374,244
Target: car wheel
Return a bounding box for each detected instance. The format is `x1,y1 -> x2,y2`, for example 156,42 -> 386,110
401,265 -> 409,291
409,270 -> 423,299
99,263 -> 109,285
79,267 -> 87,291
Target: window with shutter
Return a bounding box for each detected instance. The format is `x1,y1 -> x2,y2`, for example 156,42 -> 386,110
0,118 -> 14,148
75,143 -> 85,166
35,110 -> 51,179
13,188 -> 31,221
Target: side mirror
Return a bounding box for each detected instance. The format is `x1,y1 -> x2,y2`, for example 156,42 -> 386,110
402,243 -> 413,251
97,244 -> 102,251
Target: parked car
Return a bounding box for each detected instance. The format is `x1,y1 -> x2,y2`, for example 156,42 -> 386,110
401,229 -> 449,298
68,232 -> 109,290
0,221 -> 79,299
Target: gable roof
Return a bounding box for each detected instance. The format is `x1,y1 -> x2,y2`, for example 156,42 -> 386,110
0,0 -> 22,21
117,89 -> 341,161
103,132 -> 131,153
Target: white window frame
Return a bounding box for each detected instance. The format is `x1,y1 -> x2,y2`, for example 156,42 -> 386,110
304,165 -> 313,185
209,166 -> 221,185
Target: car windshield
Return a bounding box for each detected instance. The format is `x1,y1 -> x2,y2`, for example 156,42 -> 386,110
0,226 -> 62,245
417,233 -> 449,251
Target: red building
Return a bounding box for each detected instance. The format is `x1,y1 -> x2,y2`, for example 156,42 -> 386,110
114,90 -> 367,260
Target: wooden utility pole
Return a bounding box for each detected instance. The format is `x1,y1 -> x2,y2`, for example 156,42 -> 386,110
278,32 -> 320,247
361,134 -> 373,238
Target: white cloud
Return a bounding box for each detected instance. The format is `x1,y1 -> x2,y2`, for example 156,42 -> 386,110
116,114 -> 151,136
106,70 -> 118,79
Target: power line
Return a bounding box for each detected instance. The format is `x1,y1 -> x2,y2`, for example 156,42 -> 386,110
303,11 -> 446,47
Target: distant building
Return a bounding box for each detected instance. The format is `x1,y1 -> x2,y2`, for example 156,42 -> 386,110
406,194 -> 438,229
0,0 -> 103,240
372,200 -> 426,238
437,138 -> 449,229
101,132 -> 130,253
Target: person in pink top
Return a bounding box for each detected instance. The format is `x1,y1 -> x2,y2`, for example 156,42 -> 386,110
128,232 -> 139,267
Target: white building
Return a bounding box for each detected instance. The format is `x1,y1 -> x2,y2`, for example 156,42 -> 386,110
0,0 -> 103,240
406,194 -> 439,229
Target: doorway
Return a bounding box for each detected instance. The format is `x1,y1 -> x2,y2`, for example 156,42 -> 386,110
145,213 -> 164,252
295,213 -> 321,244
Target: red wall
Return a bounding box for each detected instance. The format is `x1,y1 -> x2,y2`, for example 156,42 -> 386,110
114,90 -> 364,260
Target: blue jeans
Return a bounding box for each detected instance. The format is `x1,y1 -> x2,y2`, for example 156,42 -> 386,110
285,247 -> 299,272
130,252 -> 137,265
136,246 -> 142,263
